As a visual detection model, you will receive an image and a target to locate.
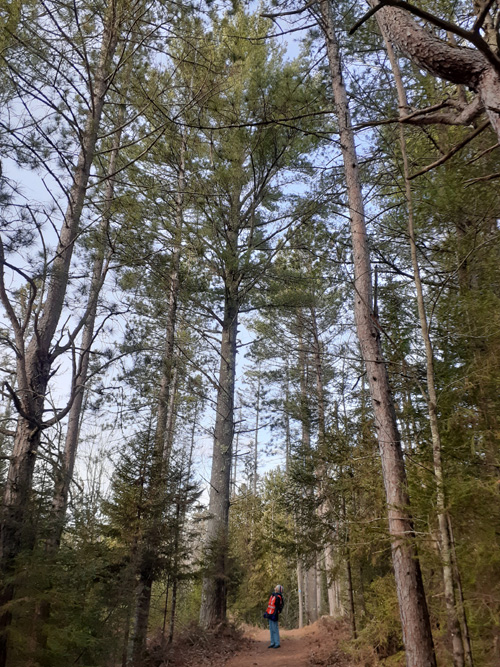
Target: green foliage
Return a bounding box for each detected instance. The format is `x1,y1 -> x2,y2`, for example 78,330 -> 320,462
228,472 -> 299,628
352,575 -> 404,666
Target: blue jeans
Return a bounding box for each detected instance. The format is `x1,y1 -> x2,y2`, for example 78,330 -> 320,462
269,619 -> 280,646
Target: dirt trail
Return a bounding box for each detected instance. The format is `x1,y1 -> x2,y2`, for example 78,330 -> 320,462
225,619 -> 350,667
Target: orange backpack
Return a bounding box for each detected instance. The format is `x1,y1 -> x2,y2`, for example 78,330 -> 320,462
266,593 -> 283,616
266,595 -> 277,616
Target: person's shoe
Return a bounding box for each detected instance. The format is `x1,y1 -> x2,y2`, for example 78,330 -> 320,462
272,645 -> 281,648
267,644 -> 275,648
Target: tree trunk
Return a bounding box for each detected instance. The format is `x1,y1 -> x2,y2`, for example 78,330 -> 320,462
317,3 -> 436,665
383,34 -> 468,667
303,563 -> 310,624
370,0 -> 500,140
47,86 -> 126,559
310,304 -> 339,617
162,576 -> 170,638
297,559 -> 304,629
311,565 -> 318,622
296,313 -> 317,626
324,544 -> 340,617
153,125 -> 187,472
342,493 -> 357,639
316,553 -> 323,617
129,124 -> 187,654
448,515 -> 474,667
121,601 -> 132,667
168,575 -> 178,645
199,282 -> 238,627
130,572 -> 153,665
232,407 -> 240,496
253,372 -> 260,496
0,4 -> 121,661
284,366 -> 291,475
168,502 -> 181,645
346,544 -> 356,639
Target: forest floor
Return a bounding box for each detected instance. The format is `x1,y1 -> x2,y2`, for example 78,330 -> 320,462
147,617 -> 354,667
225,618 -> 352,667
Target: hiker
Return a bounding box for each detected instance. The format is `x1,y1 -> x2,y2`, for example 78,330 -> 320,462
264,584 -> 284,648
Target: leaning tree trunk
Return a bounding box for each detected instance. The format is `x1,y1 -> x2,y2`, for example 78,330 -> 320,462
370,0 -> 500,140
317,2 -> 436,665
0,5 -> 121,663
383,33 -> 470,667
34,86 -> 126,655
47,87 -> 127,558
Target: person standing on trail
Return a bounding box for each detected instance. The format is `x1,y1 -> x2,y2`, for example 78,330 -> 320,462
264,584 -> 284,648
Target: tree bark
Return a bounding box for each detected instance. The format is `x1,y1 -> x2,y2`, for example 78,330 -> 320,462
383,33 -> 468,667
130,571 -> 153,665
253,372 -> 260,497
317,2 -> 436,665
199,272 -> 239,627
297,559 -> 304,629
370,0 -> 500,140
310,304 -> 340,617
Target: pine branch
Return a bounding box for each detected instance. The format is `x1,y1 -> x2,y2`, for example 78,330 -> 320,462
409,120 -> 490,179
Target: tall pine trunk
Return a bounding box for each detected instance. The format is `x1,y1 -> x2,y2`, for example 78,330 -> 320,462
33,90 -> 126,656
47,86 -> 126,558
297,313 -> 318,625
199,287 -> 238,626
130,571 -> 153,664
310,304 -> 340,618
297,560 -> 304,629
317,2 -> 436,664
0,4 -> 121,662
129,126 -> 187,659
199,176 -> 242,626
383,34 -> 470,667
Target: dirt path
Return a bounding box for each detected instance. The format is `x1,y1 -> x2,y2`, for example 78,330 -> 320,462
225,619 -> 350,667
